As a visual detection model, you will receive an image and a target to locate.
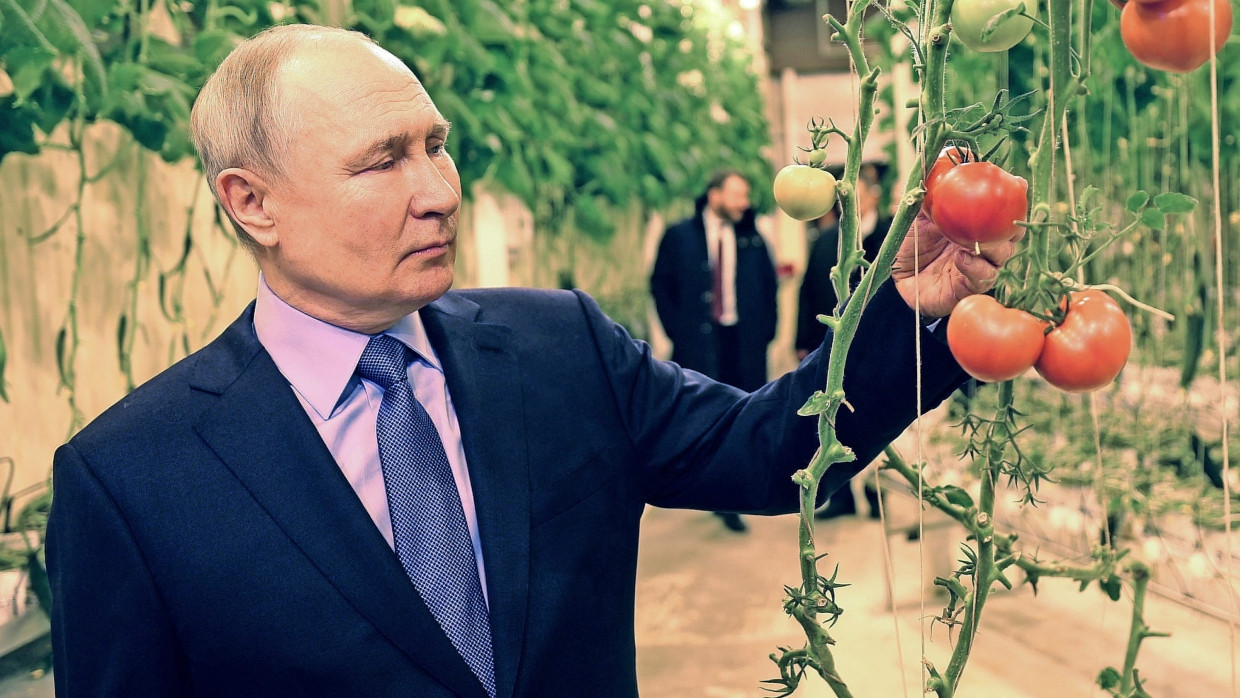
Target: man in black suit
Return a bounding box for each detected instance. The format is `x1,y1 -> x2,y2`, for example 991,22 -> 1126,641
650,170 -> 778,532
46,24 -> 1015,698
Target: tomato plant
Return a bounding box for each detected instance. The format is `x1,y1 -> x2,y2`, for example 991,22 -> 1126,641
774,164 -> 838,221
1035,290 -> 1133,392
921,144 -> 976,217
929,161 -> 1029,249
952,0 -> 1037,52
946,294 -> 1048,382
1120,0 -> 1233,73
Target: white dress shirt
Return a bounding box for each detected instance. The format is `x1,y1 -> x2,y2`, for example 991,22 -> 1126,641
703,207 -> 739,326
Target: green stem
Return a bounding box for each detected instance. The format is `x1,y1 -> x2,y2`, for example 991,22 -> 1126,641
1027,0 -> 1074,272
62,116 -> 88,439
940,381 -> 1009,692
1118,562 -> 1168,694
787,3 -> 956,695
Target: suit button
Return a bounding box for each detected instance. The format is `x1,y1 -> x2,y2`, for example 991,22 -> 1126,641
700,323 -> 713,333
701,291 -> 713,303
738,237 -> 750,249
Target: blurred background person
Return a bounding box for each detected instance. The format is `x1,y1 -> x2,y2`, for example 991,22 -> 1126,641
795,162 -> 891,520
650,169 -> 779,533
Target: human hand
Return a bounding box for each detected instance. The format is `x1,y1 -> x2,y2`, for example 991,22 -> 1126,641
892,208 -> 1021,320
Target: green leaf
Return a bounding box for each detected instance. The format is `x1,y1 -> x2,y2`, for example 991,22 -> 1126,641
980,7 -> 1024,43
1099,575 -> 1122,601
1153,191 -> 1198,214
1139,207 -> 1166,231
0,96 -> 41,162
1097,667 -> 1122,690
1125,191 -> 1149,213
0,323 -> 8,402
940,485 -> 975,508
30,69 -> 74,133
797,390 -> 833,417
55,326 -> 70,389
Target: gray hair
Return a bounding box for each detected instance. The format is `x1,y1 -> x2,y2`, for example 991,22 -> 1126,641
189,24 -> 376,251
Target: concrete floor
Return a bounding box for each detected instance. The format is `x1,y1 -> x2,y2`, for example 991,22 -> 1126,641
634,506 -> 1240,698
4,506 -> 1234,697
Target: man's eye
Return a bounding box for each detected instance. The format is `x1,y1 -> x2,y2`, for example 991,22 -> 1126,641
369,159 -> 396,172
429,143 -> 447,156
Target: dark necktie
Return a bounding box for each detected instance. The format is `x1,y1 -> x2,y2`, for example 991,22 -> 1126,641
356,335 -> 496,697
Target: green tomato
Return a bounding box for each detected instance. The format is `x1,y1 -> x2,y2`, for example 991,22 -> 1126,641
951,0 -> 1035,53
773,165 -> 837,221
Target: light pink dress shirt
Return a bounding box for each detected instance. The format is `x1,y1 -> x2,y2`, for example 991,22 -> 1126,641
252,277 -> 488,600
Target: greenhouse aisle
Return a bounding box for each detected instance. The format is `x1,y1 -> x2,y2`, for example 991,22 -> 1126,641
634,506 -> 1238,698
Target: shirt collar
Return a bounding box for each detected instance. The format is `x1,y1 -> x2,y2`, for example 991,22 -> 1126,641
252,275 -> 441,420
702,206 -> 728,237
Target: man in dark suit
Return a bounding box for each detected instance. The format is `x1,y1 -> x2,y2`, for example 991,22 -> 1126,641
46,25 -> 1016,698
650,170 -> 778,532
796,163 -> 892,360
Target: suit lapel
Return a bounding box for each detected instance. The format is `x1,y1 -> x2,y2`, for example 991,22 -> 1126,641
190,307 -> 489,698
423,294 -> 531,698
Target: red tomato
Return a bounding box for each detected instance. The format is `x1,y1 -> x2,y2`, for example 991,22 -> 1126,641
930,161 -> 1029,249
1034,290 -> 1132,393
947,294 -> 1048,382
922,145 -> 976,217
1121,0 -> 1233,73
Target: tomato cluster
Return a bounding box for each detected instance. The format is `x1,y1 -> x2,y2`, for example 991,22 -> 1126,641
947,290 -> 1133,392
922,147 -> 1029,251
1120,0 -> 1233,73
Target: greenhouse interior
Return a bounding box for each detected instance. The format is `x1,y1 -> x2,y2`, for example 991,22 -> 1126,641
0,0 -> 1238,696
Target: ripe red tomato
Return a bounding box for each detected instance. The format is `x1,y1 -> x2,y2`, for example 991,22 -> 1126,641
947,294 -> 1048,382
922,145 -> 976,217
1034,290 -> 1132,392
774,165 -> 838,221
929,161 -> 1029,249
1121,0 -> 1233,73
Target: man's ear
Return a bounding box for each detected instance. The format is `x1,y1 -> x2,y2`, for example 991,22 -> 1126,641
216,168 -> 278,248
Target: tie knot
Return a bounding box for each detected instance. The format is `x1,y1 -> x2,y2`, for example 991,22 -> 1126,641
356,335 -> 413,390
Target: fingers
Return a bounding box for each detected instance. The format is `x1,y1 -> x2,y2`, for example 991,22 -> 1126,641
977,239 -> 1016,267
953,249 -> 1001,293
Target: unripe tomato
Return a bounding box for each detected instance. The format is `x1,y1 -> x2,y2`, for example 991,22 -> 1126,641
952,0 -> 1036,52
774,165 -> 838,221
929,162 -> 1029,249
922,145 -> 976,217
946,294 -> 1048,382
1121,0 -> 1233,73
1034,290 -> 1132,393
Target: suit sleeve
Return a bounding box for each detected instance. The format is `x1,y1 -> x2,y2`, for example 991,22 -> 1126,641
47,444 -> 192,697
576,279 -> 967,513
648,227 -> 680,342
796,230 -> 840,353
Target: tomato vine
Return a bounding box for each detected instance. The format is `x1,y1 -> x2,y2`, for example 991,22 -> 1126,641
768,1 -> 1225,696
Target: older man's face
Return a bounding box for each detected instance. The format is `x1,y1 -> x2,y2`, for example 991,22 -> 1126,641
258,38 -> 462,333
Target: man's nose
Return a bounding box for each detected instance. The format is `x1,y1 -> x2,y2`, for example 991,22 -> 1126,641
407,157 -> 460,218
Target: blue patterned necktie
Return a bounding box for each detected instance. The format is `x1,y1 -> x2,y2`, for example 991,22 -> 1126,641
356,334 -> 496,697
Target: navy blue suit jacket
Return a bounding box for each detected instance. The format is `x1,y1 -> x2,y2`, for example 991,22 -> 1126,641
47,281 -> 963,697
